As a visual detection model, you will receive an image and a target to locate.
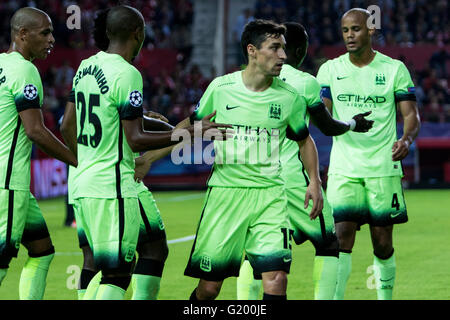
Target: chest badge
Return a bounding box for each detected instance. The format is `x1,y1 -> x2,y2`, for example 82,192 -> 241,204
269,103 -> 281,120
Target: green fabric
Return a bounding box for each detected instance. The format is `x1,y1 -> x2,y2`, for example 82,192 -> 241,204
131,274 -> 161,300
185,186 -> 291,280
95,284 -> 125,300
72,51 -> 143,200
374,253 -> 396,300
313,256 -> 338,300
19,253 -> 54,300
334,252 -> 352,300
82,271 -> 101,300
0,52 -> 43,190
77,289 -> 86,300
316,51 -> 415,178
191,70 -> 308,188
236,259 -> 262,300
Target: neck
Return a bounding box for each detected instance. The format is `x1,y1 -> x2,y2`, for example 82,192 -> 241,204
7,42 -> 32,61
349,47 -> 376,67
106,42 -> 133,63
242,63 -> 273,92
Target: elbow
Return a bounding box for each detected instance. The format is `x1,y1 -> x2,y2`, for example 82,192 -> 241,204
24,126 -> 42,142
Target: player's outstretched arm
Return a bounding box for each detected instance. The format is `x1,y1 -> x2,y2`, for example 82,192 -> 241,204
392,100 -> 421,161
60,101 -> 77,158
309,103 -> 374,136
297,135 -> 323,220
19,108 -> 78,167
123,111 -> 231,152
134,117 -> 185,182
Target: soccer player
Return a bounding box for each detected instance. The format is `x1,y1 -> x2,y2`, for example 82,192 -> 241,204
183,19 -> 324,301
236,22 -> 374,300
316,8 -> 421,300
62,5 -> 228,300
0,7 -> 77,299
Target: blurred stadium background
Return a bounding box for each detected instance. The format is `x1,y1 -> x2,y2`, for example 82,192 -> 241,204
0,0 -> 449,300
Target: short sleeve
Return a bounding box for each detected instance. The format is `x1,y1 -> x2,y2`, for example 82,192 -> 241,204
304,76 -> 325,111
112,68 -> 144,120
394,62 -> 416,102
287,95 -> 309,141
12,64 -> 43,112
316,61 -> 332,101
189,78 -> 219,124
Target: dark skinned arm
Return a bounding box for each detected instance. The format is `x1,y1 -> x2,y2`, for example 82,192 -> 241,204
308,103 -> 374,136
392,100 -> 421,161
60,101 -> 77,158
20,108 -> 77,167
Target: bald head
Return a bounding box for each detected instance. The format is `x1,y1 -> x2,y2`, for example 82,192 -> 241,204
342,8 -> 371,26
11,7 -> 50,37
106,5 -> 144,42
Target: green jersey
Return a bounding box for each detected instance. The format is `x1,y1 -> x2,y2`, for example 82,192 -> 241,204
0,52 -> 43,190
279,64 -> 323,188
72,51 -> 143,199
191,70 -> 309,187
316,51 -> 416,178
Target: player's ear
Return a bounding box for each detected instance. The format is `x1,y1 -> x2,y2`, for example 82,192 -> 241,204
18,27 -> 28,42
247,44 -> 256,60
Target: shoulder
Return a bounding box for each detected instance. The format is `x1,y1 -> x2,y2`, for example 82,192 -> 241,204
272,77 -> 297,97
213,71 -> 239,89
375,51 -> 407,70
17,59 -> 41,81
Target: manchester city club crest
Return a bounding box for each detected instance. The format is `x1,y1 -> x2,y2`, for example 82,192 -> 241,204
269,103 -> 281,119
375,73 -> 386,85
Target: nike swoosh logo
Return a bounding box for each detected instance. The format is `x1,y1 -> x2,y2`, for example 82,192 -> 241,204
337,76 -> 348,80
226,105 -> 239,110
390,212 -> 402,218
380,277 -> 395,282
283,257 -> 292,263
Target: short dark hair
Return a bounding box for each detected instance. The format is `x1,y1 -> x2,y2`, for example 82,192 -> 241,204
106,5 -> 144,42
283,22 -> 308,53
240,19 -> 286,63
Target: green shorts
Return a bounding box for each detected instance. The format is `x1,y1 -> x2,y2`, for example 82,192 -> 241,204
327,174 -> 408,227
74,197 -> 140,271
74,191 -> 165,249
184,186 -> 292,281
137,190 -> 166,246
286,187 -> 336,248
0,189 -> 50,268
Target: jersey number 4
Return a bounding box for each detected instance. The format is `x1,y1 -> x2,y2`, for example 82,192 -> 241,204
77,92 -> 102,148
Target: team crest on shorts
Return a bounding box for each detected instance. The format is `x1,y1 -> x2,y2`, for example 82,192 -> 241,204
129,90 -> 143,107
200,255 -> 211,272
23,84 -> 38,100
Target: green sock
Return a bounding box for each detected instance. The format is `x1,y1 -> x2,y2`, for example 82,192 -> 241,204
96,284 -> 126,300
313,255 -> 339,300
374,253 -> 396,300
236,259 -> 262,300
19,253 -> 54,300
334,252 -> 352,300
131,274 -> 161,300
0,268 -> 7,285
82,271 -> 102,300
77,289 -> 86,300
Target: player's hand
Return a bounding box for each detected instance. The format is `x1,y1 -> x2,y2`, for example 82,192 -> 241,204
392,138 -> 411,161
145,110 -> 169,123
352,111 -> 374,132
134,156 -> 151,183
188,111 -> 234,141
304,180 -> 323,220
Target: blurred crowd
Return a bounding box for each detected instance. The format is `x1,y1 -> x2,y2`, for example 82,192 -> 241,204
0,0 -> 448,160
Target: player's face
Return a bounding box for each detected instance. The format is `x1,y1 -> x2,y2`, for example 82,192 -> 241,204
341,13 -> 372,53
252,34 -> 286,76
26,15 -> 55,60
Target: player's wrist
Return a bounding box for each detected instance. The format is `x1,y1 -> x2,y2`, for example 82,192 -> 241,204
347,119 -> 356,131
